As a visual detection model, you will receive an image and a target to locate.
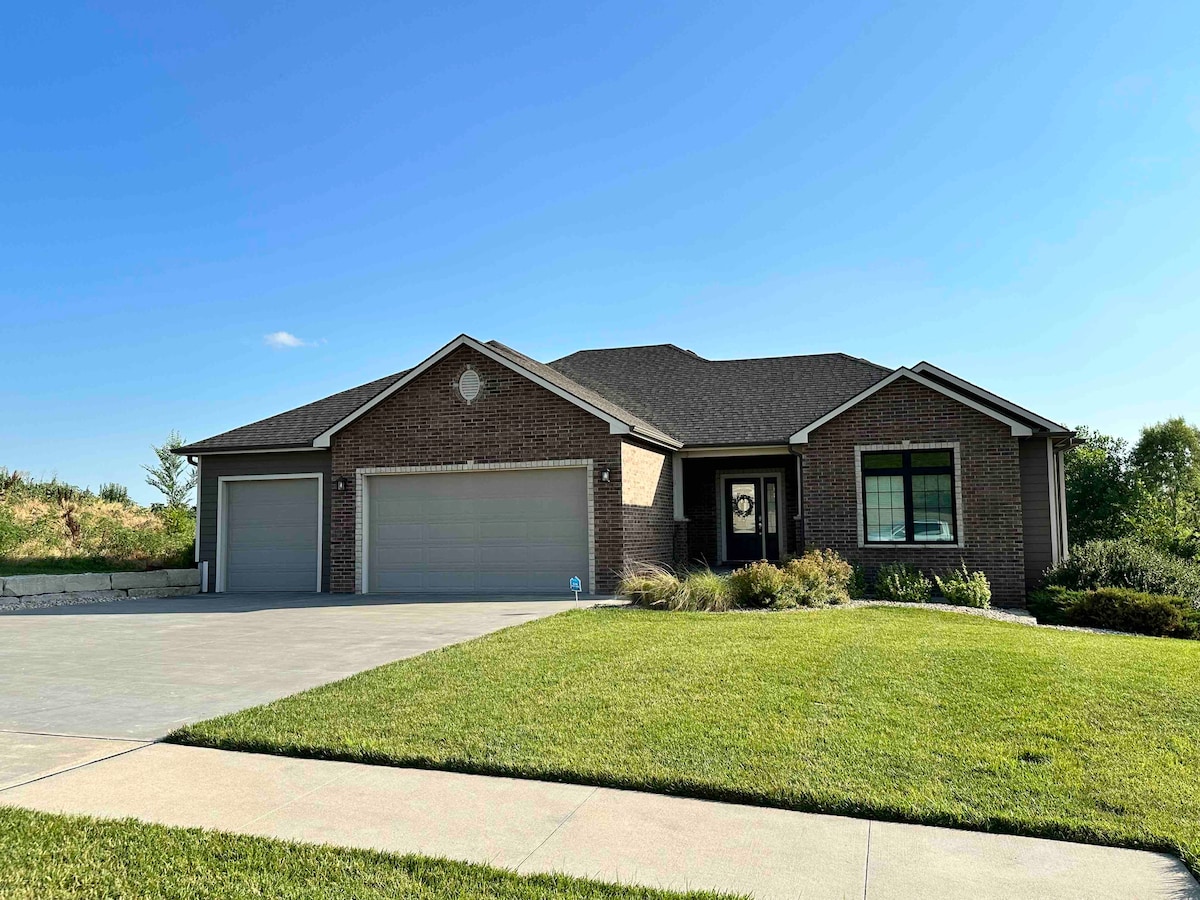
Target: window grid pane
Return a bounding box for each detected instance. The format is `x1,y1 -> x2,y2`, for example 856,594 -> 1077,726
912,473 -> 954,542
864,474 -> 905,542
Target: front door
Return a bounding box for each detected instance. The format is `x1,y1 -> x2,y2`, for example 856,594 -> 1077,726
724,476 -> 781,562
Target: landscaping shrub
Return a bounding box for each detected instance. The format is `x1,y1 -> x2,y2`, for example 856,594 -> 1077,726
1045,538 -> 1200,607
728,560 -> 793,608
1071,588 -> 1198,638
847,564 -> 868,600
875,562 -> 933,603
1026,586 -> 1075,625
934,562 -> 991,609
681,568 -> 734,611
624,550 -> 869,612
618,562 -> 683,609
783,549 -> 853,606
619,563 -> 734,612
1028,586 -> 1199,639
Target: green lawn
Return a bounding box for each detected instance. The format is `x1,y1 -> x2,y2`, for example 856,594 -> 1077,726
0,807 -> 729,899
171,606 -> 1200,874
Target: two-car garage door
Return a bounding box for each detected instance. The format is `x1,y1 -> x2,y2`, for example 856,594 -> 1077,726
366,468 -> 589,593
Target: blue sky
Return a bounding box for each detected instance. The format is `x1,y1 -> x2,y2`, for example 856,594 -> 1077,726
4,2 -> 1197,504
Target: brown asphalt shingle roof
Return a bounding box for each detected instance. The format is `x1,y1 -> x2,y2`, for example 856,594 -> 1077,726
177,370 -> 406,453
177,338 -> 895,454
548,345 -> 893,445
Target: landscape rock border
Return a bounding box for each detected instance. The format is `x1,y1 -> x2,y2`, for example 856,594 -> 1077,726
0,569 -> 200,612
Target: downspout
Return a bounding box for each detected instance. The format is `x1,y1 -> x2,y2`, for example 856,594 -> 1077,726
1053,437 -> 1073,560
789,445 -> 805,551
188,455 -> 208,593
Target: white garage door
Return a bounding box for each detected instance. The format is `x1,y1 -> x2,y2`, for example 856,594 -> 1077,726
367,468 -> 589,594
222,477 -> 320,592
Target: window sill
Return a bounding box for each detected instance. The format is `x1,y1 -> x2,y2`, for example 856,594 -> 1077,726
858,542 -> 965,550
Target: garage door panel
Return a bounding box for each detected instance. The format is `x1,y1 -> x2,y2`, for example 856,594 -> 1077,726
425,522 -> 477,541
224,478 -> 319,592
368,468 -> 588,594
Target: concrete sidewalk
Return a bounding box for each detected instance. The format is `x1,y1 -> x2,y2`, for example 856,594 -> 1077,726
1,737 -> 1195,900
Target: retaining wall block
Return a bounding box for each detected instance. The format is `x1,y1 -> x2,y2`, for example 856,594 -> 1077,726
111,570 -> 172,590
124,586 -> 198,599
2,574 -> 68,597
165,568 -> 201,587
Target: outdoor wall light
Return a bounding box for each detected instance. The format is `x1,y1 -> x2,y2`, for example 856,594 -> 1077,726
335,476 -> 348,491
599,467 -> 611,483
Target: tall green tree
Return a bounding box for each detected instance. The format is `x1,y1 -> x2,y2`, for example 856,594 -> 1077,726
1065,426 -> 1134,545
1129,417 -> 1200,529
143,430 -> 197,508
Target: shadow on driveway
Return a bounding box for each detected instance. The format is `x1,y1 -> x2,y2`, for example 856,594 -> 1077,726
1,592 -> 608,616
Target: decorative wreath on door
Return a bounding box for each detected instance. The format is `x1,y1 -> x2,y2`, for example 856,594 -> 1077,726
732,492 -> 755,518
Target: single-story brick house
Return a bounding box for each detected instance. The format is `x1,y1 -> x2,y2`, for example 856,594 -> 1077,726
177,334 -> 1072,605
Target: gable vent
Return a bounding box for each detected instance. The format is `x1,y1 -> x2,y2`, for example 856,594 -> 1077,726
458,368 -> 481,403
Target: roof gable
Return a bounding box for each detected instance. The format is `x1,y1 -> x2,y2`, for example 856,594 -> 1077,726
788,368 -> 1035,444
310,335 -> 681,449
911,362 -> 1069,434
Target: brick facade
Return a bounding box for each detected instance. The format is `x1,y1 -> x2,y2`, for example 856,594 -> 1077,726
621,441 -> 674,567
329,346 -> 626,593
801,377 -> 1025,605
314,348 -> 1028,602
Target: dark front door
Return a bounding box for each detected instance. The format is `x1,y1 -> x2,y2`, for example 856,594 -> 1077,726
724,476 -> 781,562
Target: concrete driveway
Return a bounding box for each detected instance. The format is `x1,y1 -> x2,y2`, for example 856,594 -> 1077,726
0,592 -> 581,787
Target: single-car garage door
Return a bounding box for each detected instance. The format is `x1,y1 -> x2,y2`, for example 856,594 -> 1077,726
367,467 -> 589,593
221,477 -> 321,592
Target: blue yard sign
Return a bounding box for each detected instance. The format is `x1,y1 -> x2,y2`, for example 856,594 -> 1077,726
570,576 -> 582,603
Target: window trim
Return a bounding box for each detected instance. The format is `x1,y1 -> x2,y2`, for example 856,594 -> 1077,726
855,442 -> 964,549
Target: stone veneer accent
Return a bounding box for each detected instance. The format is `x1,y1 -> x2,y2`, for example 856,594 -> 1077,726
330,345 -> 627,593
801,377 -> 1025,605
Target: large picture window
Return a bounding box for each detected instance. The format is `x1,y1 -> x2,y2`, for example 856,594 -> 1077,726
862,449 -> 957,544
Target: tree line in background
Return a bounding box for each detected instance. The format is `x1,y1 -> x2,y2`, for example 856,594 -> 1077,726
1066,417 -> 1200,559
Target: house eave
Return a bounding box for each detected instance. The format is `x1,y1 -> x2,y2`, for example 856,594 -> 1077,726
173,444 -> 323,457
676,444 -> 790,458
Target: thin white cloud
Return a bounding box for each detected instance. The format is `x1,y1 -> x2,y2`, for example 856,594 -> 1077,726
264,331 -> 321,349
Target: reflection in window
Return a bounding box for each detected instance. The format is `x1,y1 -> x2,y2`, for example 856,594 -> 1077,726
861,449 -> 956,544
864,474 -> 906,542
766,481 -> 777,534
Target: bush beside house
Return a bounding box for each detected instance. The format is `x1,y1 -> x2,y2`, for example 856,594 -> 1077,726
621,551 -> 992,612
1043,538 -> 1200,606
1029,586 -> 1200,640
1032,537 -> 1200,638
